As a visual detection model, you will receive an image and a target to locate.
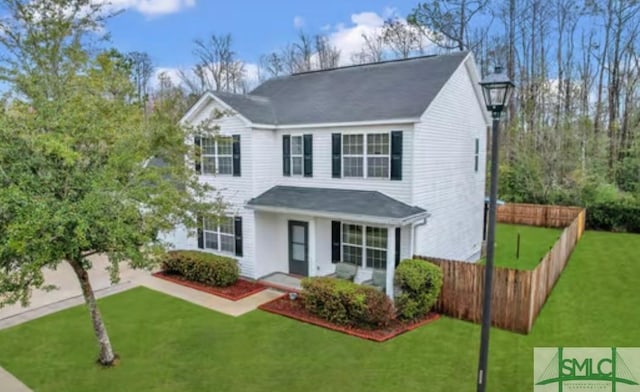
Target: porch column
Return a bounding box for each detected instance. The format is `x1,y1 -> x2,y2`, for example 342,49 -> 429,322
308,218 -> 317,277
386,226 -> 396,298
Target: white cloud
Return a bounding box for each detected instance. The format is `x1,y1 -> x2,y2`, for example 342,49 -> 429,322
326,11 -> 385,65
324,10 -> 433,66
97,0 -> 196,16
293,15 -> 305,29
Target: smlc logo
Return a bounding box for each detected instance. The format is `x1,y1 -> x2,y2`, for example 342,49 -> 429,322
534,347 -> 640,391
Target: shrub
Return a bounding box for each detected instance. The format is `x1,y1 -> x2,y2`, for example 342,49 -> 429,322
586,200 -> 640,233
394,259 -> 443,320
162,250 -> 239,287
301,277 -> 394,329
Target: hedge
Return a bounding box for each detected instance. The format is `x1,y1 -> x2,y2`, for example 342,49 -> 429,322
162,250 -> 239,287
301,277 -> 395,329
586,202 -> 640,233
394,259 -> 443,321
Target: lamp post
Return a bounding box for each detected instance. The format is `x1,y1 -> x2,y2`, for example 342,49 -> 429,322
476,65 -> 514,392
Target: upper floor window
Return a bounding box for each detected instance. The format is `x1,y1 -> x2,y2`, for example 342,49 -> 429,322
202,137 -> 233,175
194,134 -> 240,176
291,135 -> 304,176
283,134 -> 312,177
342,133 -> 389,178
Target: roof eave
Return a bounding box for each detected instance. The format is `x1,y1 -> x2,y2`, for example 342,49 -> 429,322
250,117 -> 421,130
245,204 -> 427,226
179,91 -> 254,127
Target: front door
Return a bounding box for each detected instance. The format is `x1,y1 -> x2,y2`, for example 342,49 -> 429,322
288,220 -> 309,276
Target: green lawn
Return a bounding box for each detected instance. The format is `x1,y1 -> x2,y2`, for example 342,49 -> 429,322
487,223 -> 563,269
0,230 -> 638,391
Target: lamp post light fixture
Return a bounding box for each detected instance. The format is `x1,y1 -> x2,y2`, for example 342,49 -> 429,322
476,65 -> 514,392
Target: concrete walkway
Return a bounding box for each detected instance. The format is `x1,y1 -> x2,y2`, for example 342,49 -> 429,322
0,255 -> 285,391
138,275 -> 282,316
0,366 -> 31,392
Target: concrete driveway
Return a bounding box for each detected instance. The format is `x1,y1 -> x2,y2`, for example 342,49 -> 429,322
0,255 -> 151,327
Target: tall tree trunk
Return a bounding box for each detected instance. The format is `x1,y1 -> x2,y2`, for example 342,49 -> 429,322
68,259 -> 116,366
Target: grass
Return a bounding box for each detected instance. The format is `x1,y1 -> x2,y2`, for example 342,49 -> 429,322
0,230 -> 638,391
485,223 -> 563,269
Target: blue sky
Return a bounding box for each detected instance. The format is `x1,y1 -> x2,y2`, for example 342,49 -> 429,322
103,0 -> 421,82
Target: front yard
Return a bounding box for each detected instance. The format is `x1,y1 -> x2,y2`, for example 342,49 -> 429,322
0,230 -> 637,391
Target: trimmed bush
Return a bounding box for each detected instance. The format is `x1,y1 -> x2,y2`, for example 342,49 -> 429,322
586,201 -> 640,233
162,250 -> 239,287
301,277 -> 394,329
394,259 -> 443,321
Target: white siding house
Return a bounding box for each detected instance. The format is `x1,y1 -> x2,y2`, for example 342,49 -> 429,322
163,51 -> 490,297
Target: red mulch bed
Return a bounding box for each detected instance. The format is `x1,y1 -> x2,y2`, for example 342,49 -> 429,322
258,294 -> 440,342
152,271 -> 266,301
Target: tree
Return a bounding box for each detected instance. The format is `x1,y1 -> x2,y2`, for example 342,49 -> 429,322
351,31 -> 386,64
382,18 -> 424,58
0,0 -> 224,365
315,34 -> 341,69
409,0 -> 489,51
259,52 -> 286,80
258,32 -> 341,79
182,33 -> 247,94
126,51 -> 154,106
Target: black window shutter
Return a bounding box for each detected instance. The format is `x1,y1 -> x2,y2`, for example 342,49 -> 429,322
197,214 -> 204,249
303,134 -> 313,177
232,135 -> 241,177
331,133 -> 341,178
283,135 -> 291,176
331,221 -> 341,263
234,216 -> 243,257
390,131 -> 403,180
194,136 -> 202,174
395,227 -> 401,266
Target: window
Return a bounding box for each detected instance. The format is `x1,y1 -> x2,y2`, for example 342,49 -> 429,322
203,216 -> 235,253
291,135 -> 303,176
342,223 -> 387,269
474,138 -> 480,172
343,134 -> 364,177
201,136 -> 233,175
366,227 -> 388,269
367,133 -> 390,178
342,133 -> 389,178
342,224 -> 363,265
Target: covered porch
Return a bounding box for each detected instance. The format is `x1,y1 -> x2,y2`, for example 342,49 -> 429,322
247,186 -> 428,298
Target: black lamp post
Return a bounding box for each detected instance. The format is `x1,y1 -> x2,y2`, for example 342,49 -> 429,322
476,65 -> 514,392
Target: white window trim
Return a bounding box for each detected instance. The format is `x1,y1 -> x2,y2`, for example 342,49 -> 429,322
201,136 -> 233,176
202,216 -> 235,255
341,222 -> 388,269
290,135 -> 304,176
474,137 -> 480,173
342,132 -> 390,179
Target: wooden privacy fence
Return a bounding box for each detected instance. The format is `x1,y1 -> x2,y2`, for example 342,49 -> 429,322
496,203 -> 584,228
415,204 -> 586,334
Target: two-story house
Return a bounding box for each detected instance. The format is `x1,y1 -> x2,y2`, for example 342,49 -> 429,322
164,51 -> 490,297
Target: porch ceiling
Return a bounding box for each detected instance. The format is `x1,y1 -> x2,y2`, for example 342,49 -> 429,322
246,186 -> 427,225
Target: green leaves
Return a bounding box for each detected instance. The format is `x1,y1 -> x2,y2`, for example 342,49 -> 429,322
0,0 -> 225,307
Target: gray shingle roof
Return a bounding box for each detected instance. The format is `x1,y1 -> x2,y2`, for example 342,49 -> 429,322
247,186 -> 426,220
212,91 -> 276,124
211,52 -> 469,126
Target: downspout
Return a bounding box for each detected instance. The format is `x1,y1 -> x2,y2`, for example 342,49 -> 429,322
411,217 -> 428,258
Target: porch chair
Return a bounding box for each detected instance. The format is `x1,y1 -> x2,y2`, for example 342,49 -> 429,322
362,269 -> 386,292
333,262 -> 357,281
